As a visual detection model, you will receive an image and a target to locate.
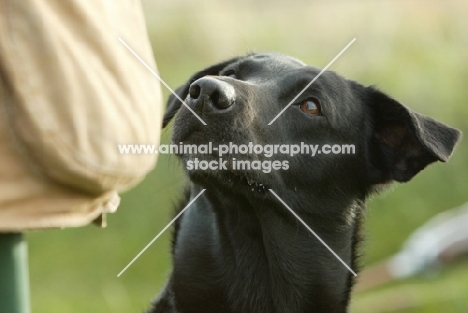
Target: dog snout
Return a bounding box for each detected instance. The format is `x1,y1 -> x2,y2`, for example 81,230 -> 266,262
189,77 -> 235,111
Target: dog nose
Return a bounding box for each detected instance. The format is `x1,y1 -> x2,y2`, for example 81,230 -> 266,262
189,77 -> 235,110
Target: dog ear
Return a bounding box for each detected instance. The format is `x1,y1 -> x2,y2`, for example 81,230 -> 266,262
162,57 -> 241,128
366,87 -> 461,183
163,84 -> 188,128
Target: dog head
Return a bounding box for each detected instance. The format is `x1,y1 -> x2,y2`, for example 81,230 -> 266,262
163,53 -> 461,202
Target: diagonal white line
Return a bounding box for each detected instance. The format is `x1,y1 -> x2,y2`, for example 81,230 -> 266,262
268,189 -> 357,276
117,189 -> 206,277
118,37 -> 207,126
268,38 -> 356,125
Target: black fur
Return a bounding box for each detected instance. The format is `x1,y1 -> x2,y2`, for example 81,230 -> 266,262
148,53 -> 461,313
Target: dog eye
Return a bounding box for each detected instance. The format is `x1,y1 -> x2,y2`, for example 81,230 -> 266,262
299,99 -> 321,115
222,70 -> 237,79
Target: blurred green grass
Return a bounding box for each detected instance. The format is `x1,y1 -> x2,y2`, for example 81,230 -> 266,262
27,0 -> 467,312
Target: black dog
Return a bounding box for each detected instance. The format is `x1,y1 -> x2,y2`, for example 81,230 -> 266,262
149,53 -> 461,313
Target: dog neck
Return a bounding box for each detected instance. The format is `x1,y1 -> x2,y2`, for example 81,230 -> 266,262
173,184 -> 361,313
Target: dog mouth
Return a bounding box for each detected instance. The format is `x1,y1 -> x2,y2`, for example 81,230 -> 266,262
178,154 -> 270,194
225,170 -> 269,193
172,120 -> 276,194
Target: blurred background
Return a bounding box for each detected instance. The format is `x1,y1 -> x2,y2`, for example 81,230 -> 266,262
27,0 -> 467,312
